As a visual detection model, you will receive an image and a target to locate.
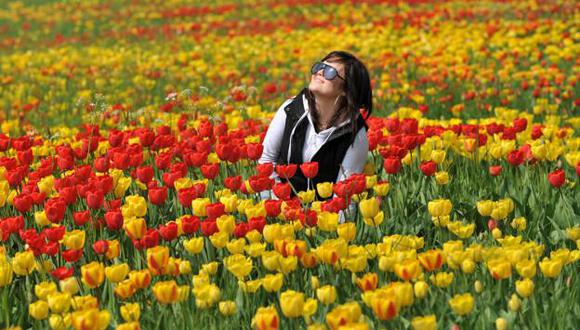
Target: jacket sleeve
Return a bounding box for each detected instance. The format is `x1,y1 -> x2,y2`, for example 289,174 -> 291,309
258,98 -> 293,167
335,127 -> 369,182
335,127 -> 369,224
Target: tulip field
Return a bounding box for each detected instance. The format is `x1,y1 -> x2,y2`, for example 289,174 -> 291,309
1,0 -> 579,329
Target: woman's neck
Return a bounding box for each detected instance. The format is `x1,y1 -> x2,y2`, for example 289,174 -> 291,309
314,95 -> 340,130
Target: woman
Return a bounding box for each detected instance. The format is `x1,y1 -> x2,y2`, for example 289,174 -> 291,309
259,50 -> 372,199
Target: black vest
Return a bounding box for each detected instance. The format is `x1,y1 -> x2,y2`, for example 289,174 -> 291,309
276,89 -> 367,197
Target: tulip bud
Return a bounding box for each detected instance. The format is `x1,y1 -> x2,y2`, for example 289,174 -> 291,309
496,317 -> 508,330
508,294 -> 521,312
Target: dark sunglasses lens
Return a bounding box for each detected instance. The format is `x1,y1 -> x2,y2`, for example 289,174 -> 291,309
311,62 -> 323,74
323,66 -> 337,80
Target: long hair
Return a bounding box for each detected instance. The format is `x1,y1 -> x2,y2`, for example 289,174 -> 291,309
305,50 -> 373,144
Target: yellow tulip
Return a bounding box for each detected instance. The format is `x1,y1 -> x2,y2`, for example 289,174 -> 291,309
219,301 -> 237,316
146,246 -> 169,275
183,237 -> 204,254
12,250 -> 36,275
152,280 -> 179,304
59,277 -> 80,295
496,317 -> 508,330
34,211 -> 51,227
435,171 -> 449,185
106,240 -> 121,260
261,273 -> 284,292
105,263 -> 130,283
120,303 -> 140,322
326,302 -> 361,330
34,281 -> 58,300
337,222 -> 356,242
394,259 -> 422,281
373,182 -> 390,196
411,315 -> 437,330
317,211 -> 339,232
226,238 -> 246,255
539,257 -> 563,278
428,199 -> 452,217
63,230 -> 86,250
476,200 -> 494,216
279,290 -> 305,318
223,254 -> 253,279
252,306 -> 279,330
123,217 -> 147,240
216,215 -> 235,234
429,272 -> 454,287
0,261 -> 13,287
515,259 -> 536,278
515,278 -> 535,298
316,285 -> 337,305
81,262 -> 105,289
448,293 -> 474,316
359,197 -> 380,219
192,283 -> 220,309
29,300 -> 49,320
316,182 -> 334,199
414,281 -> 429,299
487,258 -> 512,280
47,292 -> 72,314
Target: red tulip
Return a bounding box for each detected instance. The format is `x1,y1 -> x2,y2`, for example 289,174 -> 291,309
224,175 -> 242,191
201,220 -> 218,237
264,199 -> 282,217
159,222 -> 178,241
141,229 -> 159,249
300,162 -> 319,179
155,152 -> 172,170
43,226 -> 66,242
206,202 -> 226,220
576,161 -> 580,177
276,164 -> 297,179
148,186 -> 168,206
13,194 -> 33,213
512,118 -> 527,132
507,149 -> 524,166
489,165 -> 502,176
383,157 -> 401,174
92,240 -> 109,255
234,222 -> 249,238
62,249 -> 83,263
201,163 -> 220,179
162,171 -> 182,188
105,210 -> 124,231
86,190 -> 104,210
246,143 -> 264,160
488,219 -> 497,231
257,163 -> 274,177
420,161 -> 437,176
136,165 -> 155,183
42,241 -> 60,256
248,216 -> 266,233
547,169 -> 565,188
73,210 -> 91,226
45,198 -> 66,223
51,266 -> 74,280
180,216 -> 200,235
188,152 -> 208,167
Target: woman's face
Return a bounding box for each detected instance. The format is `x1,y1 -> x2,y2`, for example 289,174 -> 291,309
308,59 -> 345,99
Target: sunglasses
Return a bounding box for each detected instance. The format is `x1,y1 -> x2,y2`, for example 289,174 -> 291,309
311,62 -> 345,81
